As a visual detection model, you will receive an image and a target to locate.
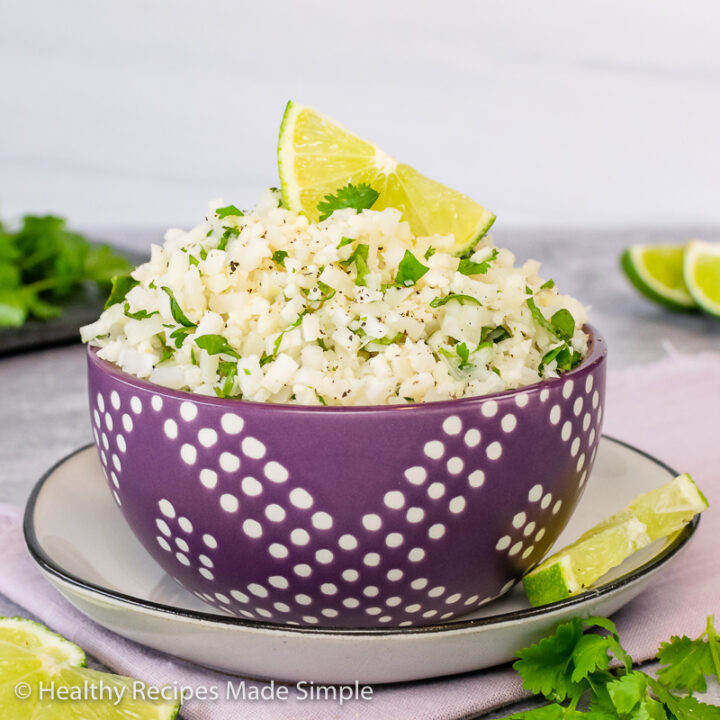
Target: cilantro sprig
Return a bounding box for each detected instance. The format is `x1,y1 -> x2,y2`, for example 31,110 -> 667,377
504,615 -> 720,720
0,215 -> 132,327
317,183 -> 379,221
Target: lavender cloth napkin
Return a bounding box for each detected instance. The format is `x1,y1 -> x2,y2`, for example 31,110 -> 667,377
1,352 -> 719,719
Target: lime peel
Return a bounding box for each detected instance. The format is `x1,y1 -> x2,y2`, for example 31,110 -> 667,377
621,244 -> 697,311
683,239 -> 720,318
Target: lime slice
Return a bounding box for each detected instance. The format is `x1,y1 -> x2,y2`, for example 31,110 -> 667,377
0,617 -> 180,719
621,244 -> 697,311
277,101 -> 495,254
683,240 -> 720,318
522,473 -> 708,607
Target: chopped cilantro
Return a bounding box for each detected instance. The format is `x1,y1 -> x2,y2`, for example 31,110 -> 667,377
200,247 -> 208,261
105,275 -> 138,309
315,391 -> 328,406
154,334 -> 174,364
458,249 -> 498,276
424,246 -> 436,260
550,309 -> 575,341
480,325 -> 510,343
188,254 -> 199,267
123,303 -> 158,320
317,183 -> 379,221
540,279 -> 555,290
430,294 -> 482,308
272,250 -> 289,268
337,236 -> 354,250
194,334 -> 240,358
394,250 -> 429,287
215,360 -> 241,398
217,225 -> 239,252
364,332 -> 405,349
539,344 -> 583,374
190,348 -> 198,366
456,341 -> 472,369
341,243 -> 370,286
316,338 -> 327,350
215,204 -> 244,219
169,326 -> 193,349
304,281 -> 336,307
161,287 -> 196,327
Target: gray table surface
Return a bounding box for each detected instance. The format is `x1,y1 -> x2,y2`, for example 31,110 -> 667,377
1,226 -> 719,717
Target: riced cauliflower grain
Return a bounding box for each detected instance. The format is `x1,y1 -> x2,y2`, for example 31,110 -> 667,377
82,189 -> 589,405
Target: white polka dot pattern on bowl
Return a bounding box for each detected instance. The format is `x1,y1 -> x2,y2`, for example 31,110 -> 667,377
91,359 -> 604,627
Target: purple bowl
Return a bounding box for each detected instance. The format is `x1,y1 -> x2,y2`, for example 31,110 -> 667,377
87,327 -> 606,628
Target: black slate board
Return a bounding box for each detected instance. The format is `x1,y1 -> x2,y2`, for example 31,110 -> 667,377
0,248 -> 147,357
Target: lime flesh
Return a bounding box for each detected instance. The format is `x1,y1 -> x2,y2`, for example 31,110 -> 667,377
522,473 -> 708,607
683,240 -> 720,318
0,617 -> 180,719
621,244 -> 697,311
277,101 -> 495,254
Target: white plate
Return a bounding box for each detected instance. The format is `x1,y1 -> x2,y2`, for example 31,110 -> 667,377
24,437 -> 697,685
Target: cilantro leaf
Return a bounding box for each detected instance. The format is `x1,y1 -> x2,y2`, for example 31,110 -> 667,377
161,287 -> 196,327
481,325 -> 510,343
169,326 -> 193,348
424,246 -> 436,260
607,671 -> 648,714
458,249 -> 498,276
658,617 -> 720,694
569,634 -> 613,683
195,334 -> 240,358
430,294 -> 482,308
541,279 -> 555,290
217,225 -> 239,251
123,303 -> 158,320
456,341 -> 472,369
394,250 -> 429,287
341,243 -> 370,286
315,391 -> 328,406
105,275 -> 139,309
272,250 -> 289,268
214,360 -> 241,398
317,183 -> 379,221
337,236 -> 354,250
216,204 -> 244,219
514,617 -> 587,702
551,309 -> 575,341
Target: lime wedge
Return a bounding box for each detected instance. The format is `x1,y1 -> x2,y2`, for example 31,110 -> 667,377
0,617 -> 180,719
277,101 -> 495,254
684,240 -> 720,318
522,473 -> 708,607
621,244 -> 697,311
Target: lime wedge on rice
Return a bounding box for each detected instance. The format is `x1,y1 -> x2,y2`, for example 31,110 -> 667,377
277,101 -> 495,254
522,473 -> 708,607
683,240 -> 720,318
621,244 -> 698,311
0,617 -> 180,719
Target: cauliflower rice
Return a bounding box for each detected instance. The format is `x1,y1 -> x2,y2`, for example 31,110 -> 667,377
81,189 -> 589,406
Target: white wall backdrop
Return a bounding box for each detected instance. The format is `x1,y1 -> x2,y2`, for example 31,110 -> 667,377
2,0 -> 719,229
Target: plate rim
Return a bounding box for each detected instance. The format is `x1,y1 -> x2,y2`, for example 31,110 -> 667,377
23,435 -> 699,638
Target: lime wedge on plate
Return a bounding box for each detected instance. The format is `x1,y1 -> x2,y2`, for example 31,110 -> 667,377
684,240 -> 720,318
621,244 -> 697,311
0,617 -> 180,719
522,473 -> 708,607
277,101 -> 495,254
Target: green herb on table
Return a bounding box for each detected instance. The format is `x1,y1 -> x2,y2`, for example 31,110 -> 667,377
394,250 -> 430,287
502,615 -> 720,720
317,183 -> 379,221
0,215 -> 132,327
